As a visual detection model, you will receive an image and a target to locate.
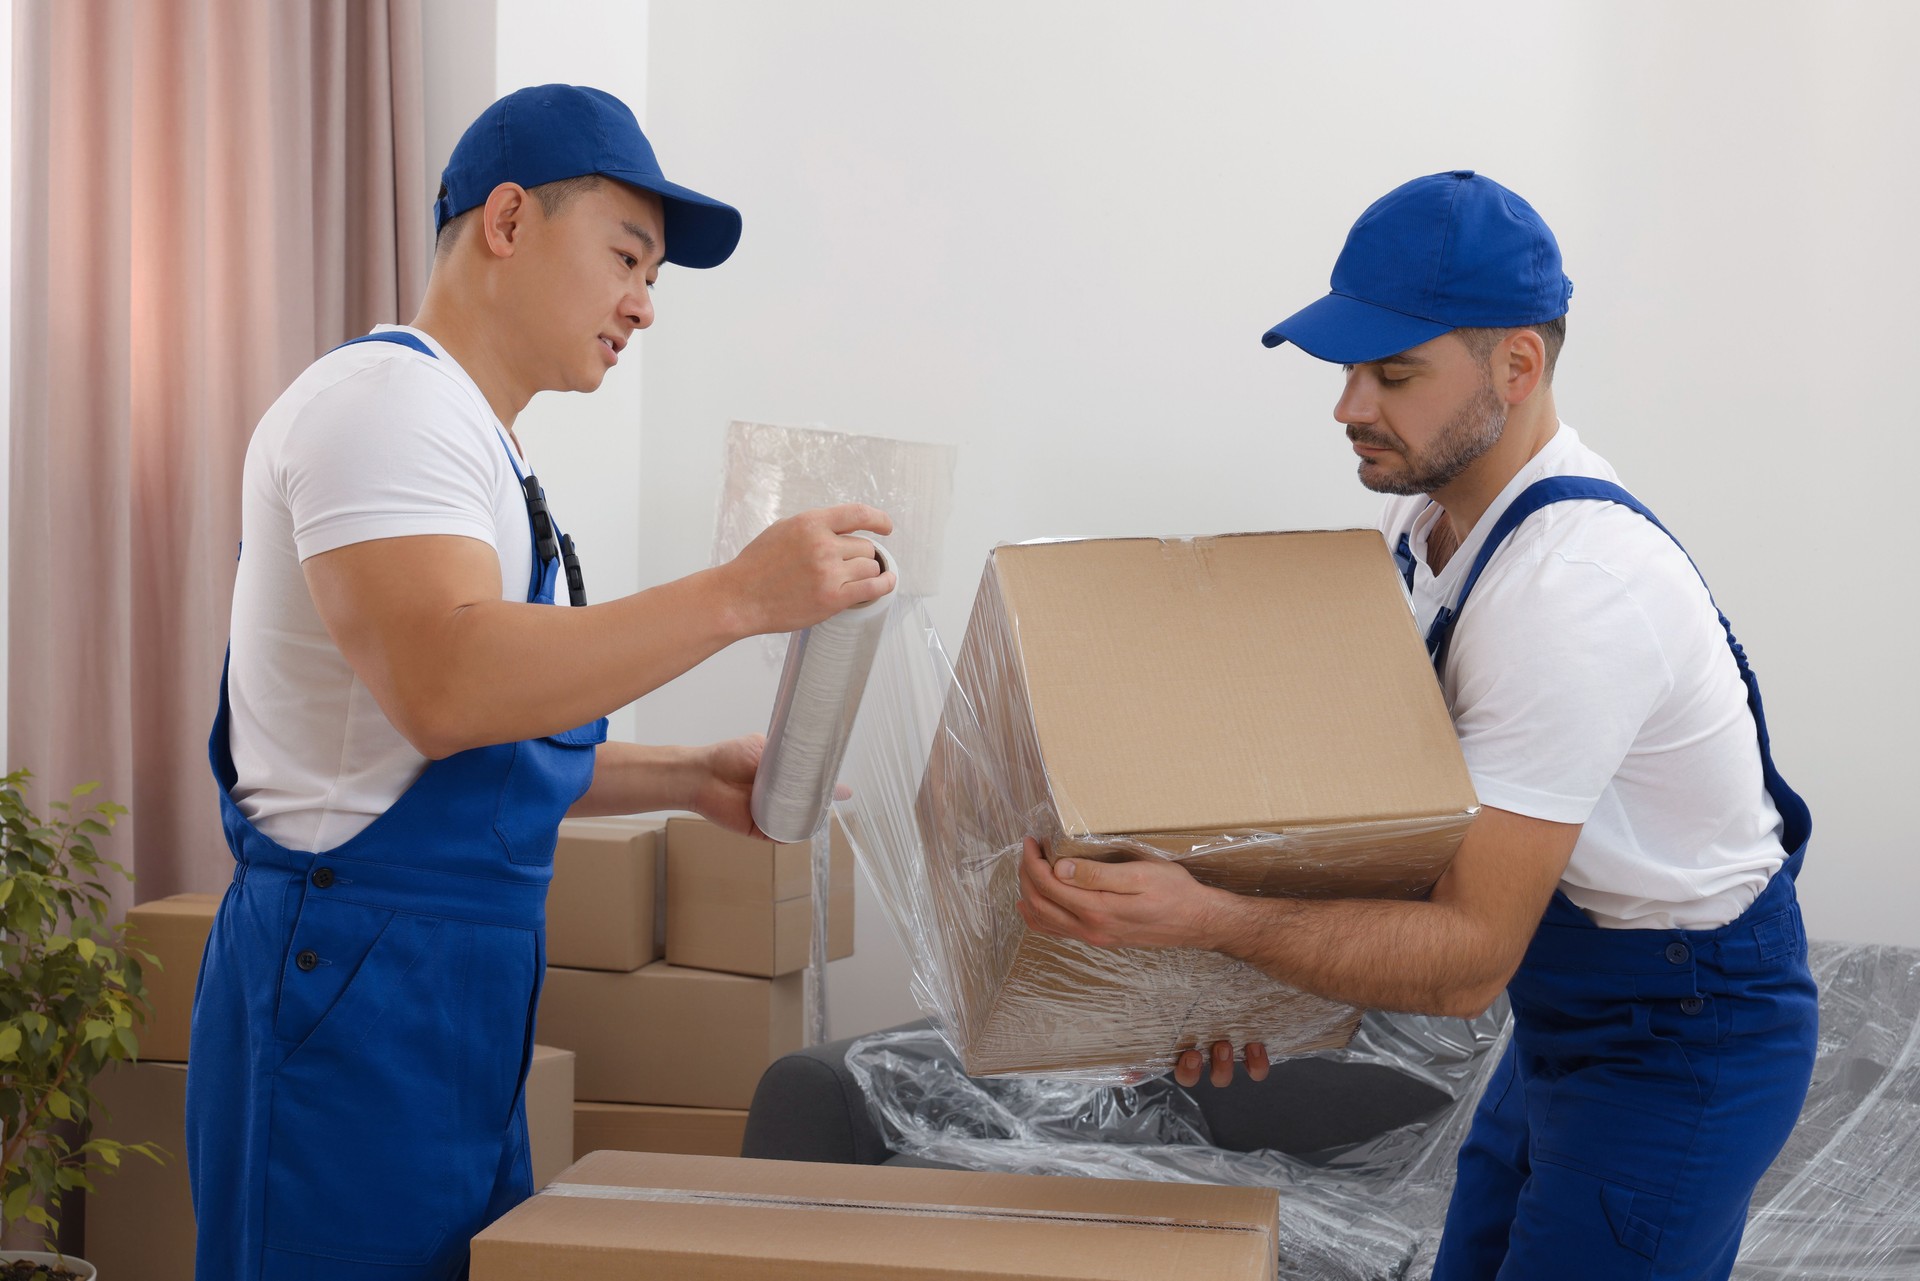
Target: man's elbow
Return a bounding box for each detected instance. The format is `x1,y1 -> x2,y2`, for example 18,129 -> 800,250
1435,985 -> 1504,1020
386,690 -> 475,761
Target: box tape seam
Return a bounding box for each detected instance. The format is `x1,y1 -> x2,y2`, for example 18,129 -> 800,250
540,1183 -> 1266,1234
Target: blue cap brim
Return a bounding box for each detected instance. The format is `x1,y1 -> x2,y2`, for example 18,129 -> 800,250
606,171 -> 742,269
1260,292 -> 1453,364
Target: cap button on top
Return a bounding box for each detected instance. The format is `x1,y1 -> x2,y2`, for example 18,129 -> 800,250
1451,169 -> 1475,179
1665,942 -> 1691,965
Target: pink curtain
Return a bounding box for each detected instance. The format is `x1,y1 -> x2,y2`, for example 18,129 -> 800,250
8,0 -> 427,919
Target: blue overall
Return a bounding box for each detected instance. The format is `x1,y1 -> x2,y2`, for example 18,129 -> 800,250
186,331 -> 606,1280
1425,478 -> 1817,1279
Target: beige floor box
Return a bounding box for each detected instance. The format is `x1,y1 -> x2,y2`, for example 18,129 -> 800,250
537,961 -> 804,1109
471,1150 -> 1279,1280
546,818 -> 665,972
123,893 -> 220,1062
574,1101 -> 749,1159
663,816 -> 853,977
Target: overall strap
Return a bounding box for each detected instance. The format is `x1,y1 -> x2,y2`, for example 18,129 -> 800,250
1426,475 -> 1810,876
330,331 -> 437,359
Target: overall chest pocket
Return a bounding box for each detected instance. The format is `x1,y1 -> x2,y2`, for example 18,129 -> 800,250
493,717 -> 608,866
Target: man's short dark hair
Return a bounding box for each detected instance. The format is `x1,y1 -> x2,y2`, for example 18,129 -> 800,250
433,174 -> 609,259
1454,315 -> 1567,382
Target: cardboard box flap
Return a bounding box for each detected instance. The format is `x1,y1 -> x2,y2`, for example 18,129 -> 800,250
993,532 -> 1475,836
474,1151 -> 1277,1280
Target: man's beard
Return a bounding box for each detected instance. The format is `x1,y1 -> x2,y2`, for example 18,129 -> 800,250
1351,380 -> 1508,496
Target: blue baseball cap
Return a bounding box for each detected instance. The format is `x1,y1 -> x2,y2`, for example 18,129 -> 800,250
1261,170 -> 1571,363
435,84 -> 742,269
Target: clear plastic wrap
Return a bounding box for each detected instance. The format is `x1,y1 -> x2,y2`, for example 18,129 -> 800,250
835,532 -> 1480,1082
712,420 -> 956,605
845,941 -> 1920,1280
847,1006 -> 1510,1281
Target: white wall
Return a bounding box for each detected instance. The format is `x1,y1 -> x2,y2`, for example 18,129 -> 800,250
619,0 -> 1920,1037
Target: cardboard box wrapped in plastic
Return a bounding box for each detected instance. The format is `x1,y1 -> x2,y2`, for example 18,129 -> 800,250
470,1150 -> 1279,1280
898,531 -> 1478,1078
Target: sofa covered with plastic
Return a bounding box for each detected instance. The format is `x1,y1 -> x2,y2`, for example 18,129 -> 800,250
745,942 -> 1920,1280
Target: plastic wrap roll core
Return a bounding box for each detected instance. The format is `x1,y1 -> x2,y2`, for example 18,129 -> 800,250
751,537 -> 898,843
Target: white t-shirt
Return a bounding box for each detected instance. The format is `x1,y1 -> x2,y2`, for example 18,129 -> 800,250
226,325 -> 537,852
1379,424 -> 1785,929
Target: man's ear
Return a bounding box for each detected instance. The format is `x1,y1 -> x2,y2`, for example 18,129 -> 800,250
1498,328 -> 1547,405
479,183 -> 533,259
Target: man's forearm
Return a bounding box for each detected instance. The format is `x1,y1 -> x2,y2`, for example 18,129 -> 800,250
414,568 -> 745,757
1202,893 -> 1512,1019
567,741 -> 704,818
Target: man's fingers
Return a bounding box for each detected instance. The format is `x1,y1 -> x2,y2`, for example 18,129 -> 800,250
825,503 -> 893,537
1246,1042 -> 1271,1082
1053,856 -> 1149,894
1174,1049 -> 1203,1089
1210,1040 -> 1235,1089
840,569 -> 898,606
838,535 -> 883,563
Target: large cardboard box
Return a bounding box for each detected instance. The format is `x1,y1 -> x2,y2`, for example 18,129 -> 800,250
537,961 -> 804,1109
664,816 -> 854,977
574,1101 -> 749,1159
123,893 -> 220,1063
472,1150 -> 1278,1280
919,532 -> 1479,1076
526,1044 -> 576,1189
546,818 -> 664,972
88,1061 -> 193,1281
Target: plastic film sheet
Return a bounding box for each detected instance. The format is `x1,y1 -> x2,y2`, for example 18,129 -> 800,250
845,941 -> 1920,1280
713,420 -> 956,604
834,571 -> 1469,1082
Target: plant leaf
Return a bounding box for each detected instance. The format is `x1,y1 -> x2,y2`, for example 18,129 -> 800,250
0,1025 -> 20,1060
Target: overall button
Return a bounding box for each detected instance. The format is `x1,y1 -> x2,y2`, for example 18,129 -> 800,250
1680,997 -> 1705,1015
295,949 -> 320,972
1665,942 -> 1691,965
311,867 -> 335,889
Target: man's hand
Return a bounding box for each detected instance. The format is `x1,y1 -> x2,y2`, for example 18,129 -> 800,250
1173,1041 -> 1271,1089
1015,837 -> 1236,951
1016,838 -> 1270,1087
687,733 -> 767,837
721,504 -> 897,637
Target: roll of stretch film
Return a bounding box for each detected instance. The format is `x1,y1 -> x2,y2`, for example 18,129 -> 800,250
751,537 -> 898,844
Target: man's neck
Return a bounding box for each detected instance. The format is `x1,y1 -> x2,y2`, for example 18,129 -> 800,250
408,292 -> 533,431
1432,395 -> 1561,553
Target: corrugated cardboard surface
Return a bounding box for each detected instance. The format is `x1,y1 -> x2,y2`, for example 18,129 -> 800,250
537,962 -> 804,1108
124,894 -> 220,1062
916,532 -> 1478,1075
87,1060 -> 193,1281
992,533 -> 1474,835
470,1150 -> 1278,1281
574,1102 -> 749,1159
527,1044 -> 576,1189
547,819 -> 664,971
664,817 -> 854,977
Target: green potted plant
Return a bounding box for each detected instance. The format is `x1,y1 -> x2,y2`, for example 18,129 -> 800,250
1,770 -> 163,1280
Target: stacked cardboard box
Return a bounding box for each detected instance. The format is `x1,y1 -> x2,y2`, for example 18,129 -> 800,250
86,894 -> 576,1275
535,816 -> 854,1158
472,1150 -> 1279,1280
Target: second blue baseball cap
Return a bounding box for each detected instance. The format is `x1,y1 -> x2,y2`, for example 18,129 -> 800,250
1261,170 -> 1572,364
436,84 -> 742,269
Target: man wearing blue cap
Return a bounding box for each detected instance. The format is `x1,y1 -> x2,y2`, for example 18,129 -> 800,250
186,85 -> 895,1280
1019,171 -> 1815,1277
